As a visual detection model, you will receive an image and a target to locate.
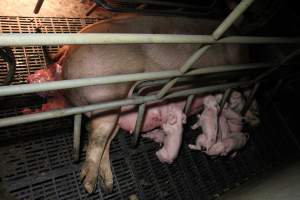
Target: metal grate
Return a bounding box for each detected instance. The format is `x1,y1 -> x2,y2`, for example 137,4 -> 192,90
0,16 -> 101,85
0,16 -> 300,200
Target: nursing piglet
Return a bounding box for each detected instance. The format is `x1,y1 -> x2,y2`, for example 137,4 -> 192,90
206,132 -> 249,156
119,97 -> 204,164
189,95 -> 219,151
229,91 -> 260,126
189,94 -> 248,156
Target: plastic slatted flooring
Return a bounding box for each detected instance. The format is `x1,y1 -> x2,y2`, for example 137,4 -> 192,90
0,16 -> 299,199
0,111 -> 295,200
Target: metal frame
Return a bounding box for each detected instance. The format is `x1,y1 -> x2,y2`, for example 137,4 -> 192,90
0,0 -> 299,157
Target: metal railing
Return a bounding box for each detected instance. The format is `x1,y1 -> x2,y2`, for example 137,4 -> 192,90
0,0 -> 299,160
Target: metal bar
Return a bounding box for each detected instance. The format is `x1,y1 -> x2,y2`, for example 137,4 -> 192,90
33,0 -> 44,14
134,62 -> 271,94
184,94 -> 195,114
114,0 -> 210,9
212,0 -> 254,39
73,114 -> 82,162
157,45 -> 211,98
164,81 -> 249,99
1,34 -> 300,46
218,88 -> 232,116
244,49 -> 300,115
156,0 -> 254,99
132,103 -> 146,147
241,83 -> 259,116
179,45 -> 211,73
0,62 -> 271,97
219,36 -> 300,44
85,3 -> 98,16
0,81 -> 249,128
0,95 -> 156,128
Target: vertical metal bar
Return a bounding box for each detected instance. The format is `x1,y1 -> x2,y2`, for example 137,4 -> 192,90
217,88 -> 232,141
132,103 -> 146,147
241,83 -> 259,116
184,94 -> 195,114
218,88 -> 232,116
34,0 -> 45,14
212,0 -> 255,40
74,114 -> 82,162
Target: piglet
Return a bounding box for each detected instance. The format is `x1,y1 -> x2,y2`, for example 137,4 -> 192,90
206,132 -> 249,157
189,93 -> 248,157
189,95 -> 219,151
119,102 -> 187,164
156,104 -> 186,164
229,91 -> 260,126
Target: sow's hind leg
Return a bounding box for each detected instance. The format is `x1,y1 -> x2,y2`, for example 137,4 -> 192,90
80,113 -> 119,193
98,125 -> 120,193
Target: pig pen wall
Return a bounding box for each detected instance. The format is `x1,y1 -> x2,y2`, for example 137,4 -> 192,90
1,16 -> 300,200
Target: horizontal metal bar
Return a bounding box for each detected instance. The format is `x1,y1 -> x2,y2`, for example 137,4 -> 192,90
0,62 -> 272,97
220,36 -> 300,44
0,81 -> 249,128
1,33 -> 300,46
0,95 -> 155,128
164,81 -> 249,99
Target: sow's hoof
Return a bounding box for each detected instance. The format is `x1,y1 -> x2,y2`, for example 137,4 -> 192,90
80,160 -> 98,193
98,165 -> 113,193
81,160 -> 113,193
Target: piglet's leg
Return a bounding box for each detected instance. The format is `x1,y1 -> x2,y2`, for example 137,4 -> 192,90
81,113 -> 119,193
188,134 -> 207,151
191,114 -> 201,130
156,106 -> 184,164
188,144 -> 202,150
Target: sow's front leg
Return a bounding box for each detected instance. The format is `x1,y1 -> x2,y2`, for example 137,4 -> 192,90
81,113 -> 119,193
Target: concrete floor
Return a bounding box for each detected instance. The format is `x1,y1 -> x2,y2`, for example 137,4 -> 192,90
0,0 -> 107,18
218,160 -> 300,200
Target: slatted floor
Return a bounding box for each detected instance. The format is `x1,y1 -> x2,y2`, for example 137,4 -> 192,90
0,16 -> 299,200
0,16 -> 100,85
